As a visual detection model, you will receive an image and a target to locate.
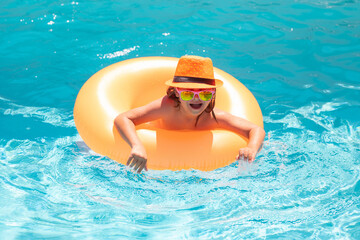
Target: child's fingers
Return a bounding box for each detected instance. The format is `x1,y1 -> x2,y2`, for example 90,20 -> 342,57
237,147 -> 258,162
127,156 -> 134,166
137,161 -> 146,173
243,149 -> 249,161
133,160 -> 140,171
129,158 -> 139,168
237,148 -> 257,161
127,154 -> 148,173
134,158 -> 145,172
247,152 -> 256,162
238,149 -> 244,159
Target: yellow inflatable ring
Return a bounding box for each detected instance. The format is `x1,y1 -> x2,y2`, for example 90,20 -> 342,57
74,57 -> 263,171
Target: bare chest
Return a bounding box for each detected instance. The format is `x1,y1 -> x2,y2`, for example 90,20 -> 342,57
159,110 -> 216,130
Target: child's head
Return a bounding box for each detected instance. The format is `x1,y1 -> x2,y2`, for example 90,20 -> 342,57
166,87 -> 216,115
165,55 -> 223,124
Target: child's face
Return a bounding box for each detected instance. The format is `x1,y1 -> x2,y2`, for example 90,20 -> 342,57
175,88 -> 215,116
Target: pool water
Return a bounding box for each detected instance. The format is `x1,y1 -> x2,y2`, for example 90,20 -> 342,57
1,0 -> 360,239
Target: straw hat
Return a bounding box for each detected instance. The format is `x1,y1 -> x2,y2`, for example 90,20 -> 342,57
165,55 -> 223,89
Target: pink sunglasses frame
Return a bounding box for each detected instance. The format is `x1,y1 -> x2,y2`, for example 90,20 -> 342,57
175,88 -> 215,102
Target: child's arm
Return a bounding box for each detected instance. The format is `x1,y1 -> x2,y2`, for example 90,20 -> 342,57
214,109 -> 265,162
114,97 -> 167,173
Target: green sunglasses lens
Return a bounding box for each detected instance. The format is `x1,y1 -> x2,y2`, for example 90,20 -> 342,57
180,91 -> 194,101
199,91 -> 213,101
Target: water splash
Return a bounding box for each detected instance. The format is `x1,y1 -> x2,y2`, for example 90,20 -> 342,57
1,101 -> 359,238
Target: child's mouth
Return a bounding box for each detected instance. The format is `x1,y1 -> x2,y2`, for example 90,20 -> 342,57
190,103 -> 203,109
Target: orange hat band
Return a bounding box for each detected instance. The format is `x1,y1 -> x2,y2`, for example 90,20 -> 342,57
173,76 -> 215,86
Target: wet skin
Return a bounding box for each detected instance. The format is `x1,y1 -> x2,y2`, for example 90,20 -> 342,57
114,87 -> 265,173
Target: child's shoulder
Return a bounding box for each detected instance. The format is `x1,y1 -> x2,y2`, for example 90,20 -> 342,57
159,95 -> 177,109
143,96 -> 176,113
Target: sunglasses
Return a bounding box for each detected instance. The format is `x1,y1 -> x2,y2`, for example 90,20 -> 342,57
176,88 -> 215,102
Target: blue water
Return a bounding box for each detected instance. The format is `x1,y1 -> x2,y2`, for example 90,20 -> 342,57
1,0 -> 360,239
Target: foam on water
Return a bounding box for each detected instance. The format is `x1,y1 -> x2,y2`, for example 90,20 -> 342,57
1,97 -> 359,238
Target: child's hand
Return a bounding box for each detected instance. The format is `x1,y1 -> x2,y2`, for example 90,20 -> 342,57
127,145 -> 148,173
236,147 -> 257,162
